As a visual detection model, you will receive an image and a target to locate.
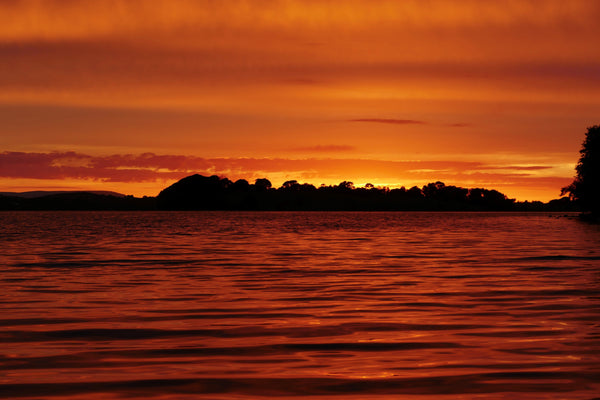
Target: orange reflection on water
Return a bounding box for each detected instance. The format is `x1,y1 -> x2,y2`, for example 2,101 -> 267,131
0,211 -> 599,399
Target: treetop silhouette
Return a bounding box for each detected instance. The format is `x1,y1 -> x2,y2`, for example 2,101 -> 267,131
152,174 -> 571,211
562,125 -> 600,216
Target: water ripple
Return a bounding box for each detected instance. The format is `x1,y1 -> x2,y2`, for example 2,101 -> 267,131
1,211 -> 599,399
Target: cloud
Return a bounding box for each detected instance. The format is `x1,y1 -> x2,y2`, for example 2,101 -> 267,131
350,119 -> 477,128
349,119 -> 426,125
288,145 -> 356,152
1,1 -> 597,44
446,123 -> 472,128
480,165 -> 553,171
0,150 -> 567,183
0,151 -> 189,182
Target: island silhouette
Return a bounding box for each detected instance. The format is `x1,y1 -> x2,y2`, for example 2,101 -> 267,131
0,174 -> 576,211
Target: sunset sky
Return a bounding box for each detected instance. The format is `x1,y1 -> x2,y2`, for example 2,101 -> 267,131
1,1 -> 599,201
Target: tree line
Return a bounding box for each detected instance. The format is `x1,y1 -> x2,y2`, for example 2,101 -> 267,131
155,174 -> 573,211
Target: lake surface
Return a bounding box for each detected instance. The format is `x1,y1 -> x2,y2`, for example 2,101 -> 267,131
1,211 -> 599,400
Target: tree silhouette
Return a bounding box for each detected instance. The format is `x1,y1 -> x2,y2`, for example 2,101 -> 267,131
281,180 -> 300,190
337,181 -> 355,191
562,125 -> 600,215
231,179 -> 250,191
148,173 -> 572,211
254,178 -> 272,191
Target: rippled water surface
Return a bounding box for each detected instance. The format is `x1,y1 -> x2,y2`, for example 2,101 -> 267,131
1,211 -> 599,399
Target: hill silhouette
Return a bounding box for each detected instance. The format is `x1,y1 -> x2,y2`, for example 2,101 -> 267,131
0,190 -> 126,199
156,174 -> 576,212
0,192 -> 156,211
0,174 -> 576,211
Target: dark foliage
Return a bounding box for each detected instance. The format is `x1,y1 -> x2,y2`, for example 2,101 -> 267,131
155,174 -> 574,211
562,125 -> 600,215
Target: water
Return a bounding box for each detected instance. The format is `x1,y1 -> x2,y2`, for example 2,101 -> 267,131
1,211 -> 599,400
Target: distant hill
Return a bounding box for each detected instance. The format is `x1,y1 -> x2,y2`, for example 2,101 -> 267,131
0,191 -> 155,210
0,190 -> 126,199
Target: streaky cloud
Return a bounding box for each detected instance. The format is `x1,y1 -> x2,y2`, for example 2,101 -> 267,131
0,150 -> 564,184
480,165 -> 553,171
350,118 -> 426,125
446,123 -> 472,128
289,145 -> 356,152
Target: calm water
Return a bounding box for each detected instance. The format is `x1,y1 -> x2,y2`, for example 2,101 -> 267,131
1,211 -> 599,400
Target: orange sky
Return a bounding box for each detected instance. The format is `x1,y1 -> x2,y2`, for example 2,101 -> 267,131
1,0 -> 599,201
